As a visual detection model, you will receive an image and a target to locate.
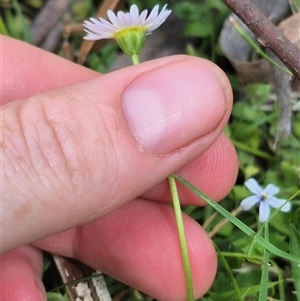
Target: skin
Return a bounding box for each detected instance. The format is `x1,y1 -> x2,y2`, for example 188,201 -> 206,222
1,36 -> 238,301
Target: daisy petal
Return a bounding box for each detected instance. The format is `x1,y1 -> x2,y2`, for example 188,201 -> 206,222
124,12 -> 134,26
145,5 -> 159,24
156,4 -> 171,22
137,9 -> 148,25
87,18 -> 101,25
245,178 -> 262,195
263,184 -> 280,196
130,5 -> 139,20
84,21 -> 114,34
82,4 -> 171,45
259,201 -> 270,223
117,11 -> 131,27
147,10 -> 172,32
158,4 -> 170,20
83,31 -> 111,39
141,5 -> 170,33
241,195 -> 261,210
98,17 -> 116,27
83,28 -> 112,38
108,10 -> 123,28
84,34 -> 103,40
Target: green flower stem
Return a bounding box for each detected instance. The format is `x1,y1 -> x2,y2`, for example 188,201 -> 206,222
131,53 -> 140,65
130,54 -> 193,300
168,175 -> 194,301
11,0 -> 31,43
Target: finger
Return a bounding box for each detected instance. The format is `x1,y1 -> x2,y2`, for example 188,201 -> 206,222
143,133 -> 238,204
0,246 -> 44,301
2,55 -> 232,253
3,36 -> 237,203
2,36 -> 98,104
34,199 -> 217,301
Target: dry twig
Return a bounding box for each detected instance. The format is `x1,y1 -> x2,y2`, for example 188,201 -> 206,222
221,0 -> 300,80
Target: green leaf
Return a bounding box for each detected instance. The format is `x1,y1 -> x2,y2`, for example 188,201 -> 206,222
292,113 -> 300,139
244,165 -> 260,179
183,21 -> 210,38
173,2 -> 200,19
211,272 -> 232,293
289,224 -> 300,301
0,16 -> 9,36
208,281 -> 280,301
46,292 -> 65,301
245,84 -> 271,105
215,243 -> 242,301
289,0 -> 300,13
269,213 -> 290,236
11,0 -> 32,43
235,269 -> 261,288
232,102 -> 265,123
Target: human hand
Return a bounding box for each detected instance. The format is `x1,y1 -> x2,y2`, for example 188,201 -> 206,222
1,36 -> 238,301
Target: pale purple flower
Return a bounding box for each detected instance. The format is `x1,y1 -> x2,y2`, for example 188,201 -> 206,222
83,4 -> 172,41
241,178 -> 291,223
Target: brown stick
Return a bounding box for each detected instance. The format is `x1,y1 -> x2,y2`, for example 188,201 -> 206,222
221,0 -> 300,80
30,0 -> 73,45
53,255 -> 111,301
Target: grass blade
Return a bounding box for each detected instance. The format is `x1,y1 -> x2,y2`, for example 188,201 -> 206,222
230,17 -> 293,76
289,224 -> 300,301
214,243 -> 242,301
0,16 -> 9,35
173,174 -> 300,264
11,0 -> 32,43
258,222 -> 270,301
209,281 -> 280,301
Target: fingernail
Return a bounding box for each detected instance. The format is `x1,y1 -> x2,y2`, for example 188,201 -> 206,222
122,60 -> 228,153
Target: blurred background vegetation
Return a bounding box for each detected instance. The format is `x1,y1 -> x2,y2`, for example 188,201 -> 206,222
1,0 -> 299,300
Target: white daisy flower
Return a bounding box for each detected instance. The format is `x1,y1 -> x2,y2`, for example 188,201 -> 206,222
83,4 -> 171,56
241,178 -> 291,223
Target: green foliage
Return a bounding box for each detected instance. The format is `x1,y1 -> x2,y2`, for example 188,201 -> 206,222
72,1 -> 91,22
4,1 -> 299,300
289,224 -> 300,301
292,113 -> 300,139
86,43 -> 118,73
46,292 -> 70,301
289,0 -> 300,13
173,0 -> 229,61
215,77 -> 299,300
2,0 -> 31,42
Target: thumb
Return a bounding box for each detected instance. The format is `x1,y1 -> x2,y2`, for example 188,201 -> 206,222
2,55 -> 232,253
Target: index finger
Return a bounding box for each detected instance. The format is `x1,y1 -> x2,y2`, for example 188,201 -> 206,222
2,36 -> 99,104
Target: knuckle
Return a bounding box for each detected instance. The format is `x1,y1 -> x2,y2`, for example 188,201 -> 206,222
2,88 -> 119,202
